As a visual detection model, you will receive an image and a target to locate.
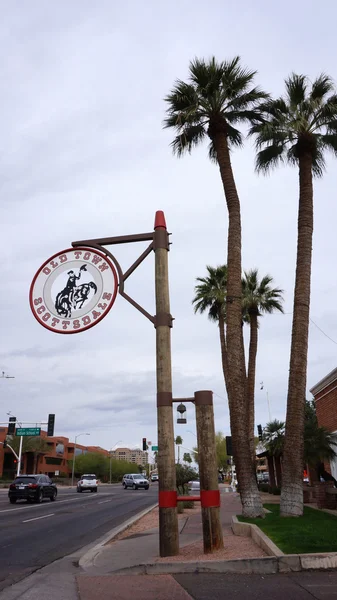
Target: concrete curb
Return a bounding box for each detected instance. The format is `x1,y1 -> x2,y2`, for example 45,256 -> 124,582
231,516 -> 284,557
101,552 -> 337,576
79,503 -> 158,571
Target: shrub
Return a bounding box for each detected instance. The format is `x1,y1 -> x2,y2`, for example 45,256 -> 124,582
177,484 -> 195,509
258,483 -> 270,493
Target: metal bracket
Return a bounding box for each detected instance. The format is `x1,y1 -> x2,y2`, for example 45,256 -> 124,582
72,229 -> 171,327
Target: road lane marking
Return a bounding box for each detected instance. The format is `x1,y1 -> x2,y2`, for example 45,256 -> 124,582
0,494 -> 109,514
23,513 -> 54,523
98,499 -> 113,504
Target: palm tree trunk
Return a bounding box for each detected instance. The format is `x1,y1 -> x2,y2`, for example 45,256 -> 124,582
247,312 -> 258,464
218,311 -> 230,398
213,132 -> 263,517
280,153 -> 313,517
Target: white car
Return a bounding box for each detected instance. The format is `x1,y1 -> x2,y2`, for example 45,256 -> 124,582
123,474 -> 149,490
188,480 -> 200,492
77,474 -> 98,493
150,473 -> 158,482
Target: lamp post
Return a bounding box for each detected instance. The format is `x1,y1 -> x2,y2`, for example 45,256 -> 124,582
71,433 -> 90,487
109,440 -> 122,484
186,430 -> 197,438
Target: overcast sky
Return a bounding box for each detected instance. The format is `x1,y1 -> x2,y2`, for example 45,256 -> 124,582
1,1 -> 337,461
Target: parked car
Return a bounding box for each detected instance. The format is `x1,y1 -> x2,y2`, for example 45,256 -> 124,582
8,475 -> 57,504
77,474 -> 98,493
257,472 -> 269,483
123,474 -> 149,490
188,480 -> 200,492
150,473 -> 158,482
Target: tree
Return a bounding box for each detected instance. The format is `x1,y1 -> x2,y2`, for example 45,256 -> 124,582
70,452 -> 108,480
214,432 -> 229,471
165,56 -> 267,518
262,420 -> 285,457
263,403 -> 337,482
304,400 -> 337,470
193,266 -> 283,469
68,451 -> 137,482
193,265 -> 229,396
7,435 -> 49,474
175,436 -> 183,464
242,270 -> 284,461
175,464 -> 198,488
192,433 -> 228,471
251,73 -> 337,516
183,452 -> 192,464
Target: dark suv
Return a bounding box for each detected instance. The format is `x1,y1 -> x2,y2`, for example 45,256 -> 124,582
8,475 -> 57,504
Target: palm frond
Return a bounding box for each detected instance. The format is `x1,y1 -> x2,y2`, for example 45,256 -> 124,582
255,144 -> 285,173
170,124 -> 207,157
242,269 -> 284,317
321,133 -> 337,156
310,74 -> 335,102
192,265 -> 227,323
165,55 -> 267,161
285,73 -> 307,107
226,124 -> 243,148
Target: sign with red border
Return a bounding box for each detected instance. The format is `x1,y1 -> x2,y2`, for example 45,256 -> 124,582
29,247 -> 118,334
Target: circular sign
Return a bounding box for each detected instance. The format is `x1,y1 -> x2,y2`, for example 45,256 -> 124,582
29,247 -> 118,334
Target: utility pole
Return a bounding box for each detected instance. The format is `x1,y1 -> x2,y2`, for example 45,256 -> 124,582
195,391 -> 223,553
17,434 -> 23,476
71,432 -> 90,487
154,211 -> 179,557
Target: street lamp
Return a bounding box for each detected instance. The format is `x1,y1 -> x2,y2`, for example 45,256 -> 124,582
186,430 -> 197,438
71,433 -> 90,487
109,440 -> 122,484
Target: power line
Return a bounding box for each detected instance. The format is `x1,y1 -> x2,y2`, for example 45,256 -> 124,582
309,317 -> 337,346
277,312 -> 337,346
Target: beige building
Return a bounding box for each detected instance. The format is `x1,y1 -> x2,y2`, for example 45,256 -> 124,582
111,447 -> 148,466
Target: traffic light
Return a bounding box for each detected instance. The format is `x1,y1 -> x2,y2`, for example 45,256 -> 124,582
257,424 -> 263,441
47,414 -> 55,437
3,440 -> 7,449
142,438 -> 147,451
7,416 -> 16,435
226,436 -> 233,456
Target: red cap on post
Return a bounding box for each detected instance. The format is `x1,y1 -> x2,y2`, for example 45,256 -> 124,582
154,210 -> 167,230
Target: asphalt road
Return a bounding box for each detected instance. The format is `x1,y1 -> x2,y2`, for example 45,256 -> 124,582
0,483 -> 157,591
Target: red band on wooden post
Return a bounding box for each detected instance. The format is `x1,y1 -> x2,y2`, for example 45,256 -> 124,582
177,496 -> 200,502
159,490 -> 177,508
200,490 -> 221,508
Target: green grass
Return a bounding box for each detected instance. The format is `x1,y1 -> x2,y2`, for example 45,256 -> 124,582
238,504 -> 337,554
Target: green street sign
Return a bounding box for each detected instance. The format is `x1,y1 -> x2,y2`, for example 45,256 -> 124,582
16,427 -> 41,437
151,445 -> 158,451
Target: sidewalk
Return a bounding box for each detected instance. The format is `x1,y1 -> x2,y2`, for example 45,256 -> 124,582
76,487 -> 266,599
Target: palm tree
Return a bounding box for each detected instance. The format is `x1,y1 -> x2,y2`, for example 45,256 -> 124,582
262,419 -> 285,489
304,400 -> 337,475
262,420 -> 285,457
192,265 -> 230,395
251,73 -> 337,516
7,435 -> 49,473
242,270 -> 284,461
165,57 -> 267,517
175,436 -> 183,464
183,452 -> 192,464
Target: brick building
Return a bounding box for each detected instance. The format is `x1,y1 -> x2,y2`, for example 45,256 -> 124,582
110,447 -> 148,466
0,427 -> 108,479
310,367 -> 337,479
